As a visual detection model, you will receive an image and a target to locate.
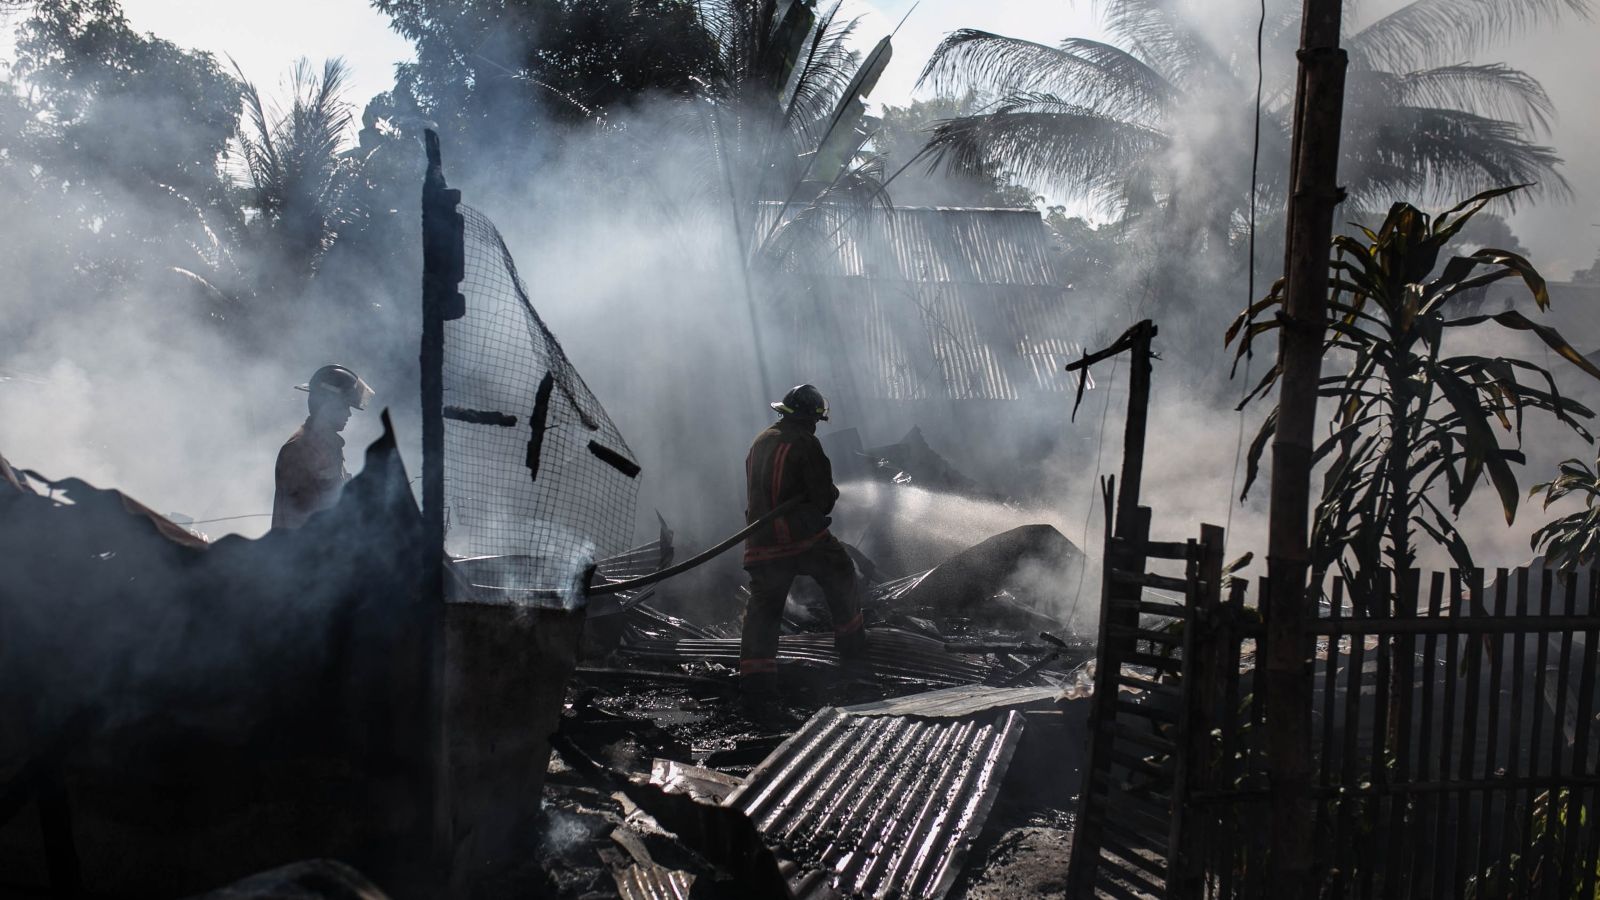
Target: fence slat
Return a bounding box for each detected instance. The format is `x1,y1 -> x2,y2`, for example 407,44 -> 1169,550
1432,569 -> 1465,894
1382,567 -> 1422,900
1526,570 -> 1555,900
1475,569 -> 1509,891
1453,569 -> 1485,893
1551,573 -> 1580,900
1410,571 -> 1446,896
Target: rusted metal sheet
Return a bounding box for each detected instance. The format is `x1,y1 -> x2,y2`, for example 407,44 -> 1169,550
619,627 -> 993,687
727,705 -> 1026,899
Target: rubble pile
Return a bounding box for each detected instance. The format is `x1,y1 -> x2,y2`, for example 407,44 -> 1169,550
519,513 -> 1094,899
1,427 -> 1096,899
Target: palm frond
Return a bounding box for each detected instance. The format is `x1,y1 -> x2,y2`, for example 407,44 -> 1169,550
1342,105 -> 1569,207
1350,0 -> 1592,71
917,29 -> 1174,125
919,93 -> 1168,204
1349,63 -> 1555,132
1098,0 -> 1228,82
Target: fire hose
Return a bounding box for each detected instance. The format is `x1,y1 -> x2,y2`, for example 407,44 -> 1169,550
586,497 -> 800,597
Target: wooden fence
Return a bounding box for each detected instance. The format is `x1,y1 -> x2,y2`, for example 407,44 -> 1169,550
1069,520 -> 1600,898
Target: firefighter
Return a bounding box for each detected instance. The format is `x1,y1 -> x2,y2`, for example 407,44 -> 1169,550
740,383 -> 869,702
272,364 -> 373,530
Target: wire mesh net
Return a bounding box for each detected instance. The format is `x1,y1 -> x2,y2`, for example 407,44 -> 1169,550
442,205 -> 640,593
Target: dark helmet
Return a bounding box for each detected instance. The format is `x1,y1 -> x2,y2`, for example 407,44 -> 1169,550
295,364 -> 374,411
770,383 -> 829,421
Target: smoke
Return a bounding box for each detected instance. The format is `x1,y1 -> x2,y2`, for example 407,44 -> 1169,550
3,0 -> 1597,629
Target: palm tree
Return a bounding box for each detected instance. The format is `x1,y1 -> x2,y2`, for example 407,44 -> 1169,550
916,0 -> 1585,229
233,57 -> 367,297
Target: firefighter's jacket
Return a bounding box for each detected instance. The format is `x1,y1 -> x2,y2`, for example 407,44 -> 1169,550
744,419 -> 839,565
272,420 -> 348,530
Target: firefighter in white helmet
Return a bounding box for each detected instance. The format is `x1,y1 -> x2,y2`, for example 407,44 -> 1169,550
272,364 -> 373,530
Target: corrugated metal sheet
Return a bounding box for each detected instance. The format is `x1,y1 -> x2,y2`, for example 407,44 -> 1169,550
841,684 -> 1062,718
619,627 -> 992,686
755,204 -> 1086,402
613,863 -> 694,900
726,705 -> 1026,899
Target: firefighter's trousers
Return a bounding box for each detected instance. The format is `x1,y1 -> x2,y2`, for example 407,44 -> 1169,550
740,535 -> 866,684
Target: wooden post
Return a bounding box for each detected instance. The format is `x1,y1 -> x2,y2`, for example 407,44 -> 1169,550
420,129 -> 465,870
1171,523 -> 1227,898
1264,0 -> 1347,892
1117,321 -> 1155,536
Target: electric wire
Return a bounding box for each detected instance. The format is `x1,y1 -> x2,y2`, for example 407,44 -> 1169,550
1225,0 -> 1269,549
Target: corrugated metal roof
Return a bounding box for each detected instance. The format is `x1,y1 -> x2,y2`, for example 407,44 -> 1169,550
756,204 -> 1086,402
755,204 -> 1063,286
841,684 -> 1062,718
619,627 -> 993,687
726,705 -> 1026,899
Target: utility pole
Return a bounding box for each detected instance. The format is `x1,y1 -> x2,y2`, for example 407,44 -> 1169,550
1265,0 -> 1347,893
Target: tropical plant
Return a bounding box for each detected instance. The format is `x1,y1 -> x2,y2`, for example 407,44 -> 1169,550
915,0 -> 1584,226
232,57 -> 368,297
1529,455 -> 1600,568
1227,185 -> 1600,599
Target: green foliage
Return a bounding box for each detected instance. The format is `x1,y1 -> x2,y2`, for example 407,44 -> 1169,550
1529,456 -> 1600,568
370,0 -> 718,165
15,0 -> 241,197
1228,186 -> 1600,590
1468,789 -> 1596,899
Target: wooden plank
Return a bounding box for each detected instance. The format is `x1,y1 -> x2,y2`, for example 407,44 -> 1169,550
1108,722 -> 1176,755
1319,578 -> 1345,803
1110,568 -> 1191,594
1475,569 -> 1510,894
1125,651 -> 1183,674
1109,597 -> 1189,618
1576,569 -> 1600,900
1431,569 -> 1464,895
1383,568 -> 1421,900
1554,572 -> 1583,898
1107,747 -> 1170,781
1508,567 -> 1532,900
1107,626 -> 1181,647
1115,699 -> 1178,725
1140,540 -> 1193,561
1361,568 -> 1393,900
1093,875 -> 1150,900
1410,571 -> 1444,896
1066,500 -> 1150,897
1336,575 -> 1367,890
1453,569 -> 1485,893
1523,570 -> 1555,900
1555,570 -> 1593,890
1101,809 -> 1170,853
1098,835 -> 1168,883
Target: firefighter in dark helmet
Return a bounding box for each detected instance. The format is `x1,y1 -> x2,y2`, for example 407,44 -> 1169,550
740,383 -> 869,700
272,364 -> 373,530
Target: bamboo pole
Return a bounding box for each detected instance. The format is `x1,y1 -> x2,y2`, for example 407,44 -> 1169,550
1264,1 -> 1347,892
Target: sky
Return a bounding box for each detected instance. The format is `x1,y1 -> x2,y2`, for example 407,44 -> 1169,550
14,0 -> 1600,274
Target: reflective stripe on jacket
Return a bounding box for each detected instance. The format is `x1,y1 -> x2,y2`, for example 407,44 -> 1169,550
743,419 -> 839,565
